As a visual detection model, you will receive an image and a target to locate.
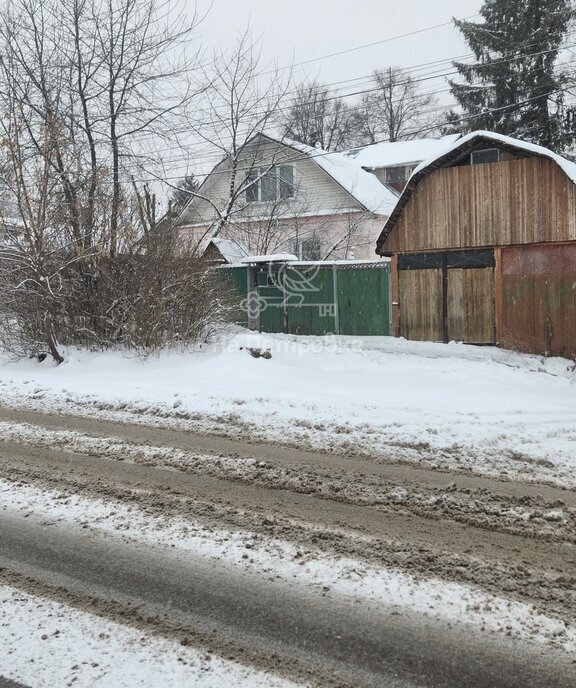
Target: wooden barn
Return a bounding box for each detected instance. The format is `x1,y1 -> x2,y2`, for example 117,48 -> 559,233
376,131 -> 576,358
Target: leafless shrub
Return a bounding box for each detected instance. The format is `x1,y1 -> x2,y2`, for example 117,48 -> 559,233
0,235 -> 235,359
0,0 -> 233,362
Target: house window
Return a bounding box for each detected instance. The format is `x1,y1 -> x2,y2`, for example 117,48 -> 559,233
379,164 -> 415,185
471,148 -> 500,165
246,165 -> 294,203
292,236 -> 322,261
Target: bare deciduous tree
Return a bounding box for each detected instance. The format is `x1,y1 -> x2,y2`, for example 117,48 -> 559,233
0,0 -> 229,361
170,30 -> 293,243
355,67 -> 440,143
165,32 -> 380,264
280,80 -> 360,151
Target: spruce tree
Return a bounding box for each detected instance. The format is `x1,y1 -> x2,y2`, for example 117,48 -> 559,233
447,0 -> 575,152
169,174 -> 199,214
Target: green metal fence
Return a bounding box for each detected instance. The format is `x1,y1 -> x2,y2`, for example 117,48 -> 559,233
220,265 -> 249,328
220,261 -> 391,336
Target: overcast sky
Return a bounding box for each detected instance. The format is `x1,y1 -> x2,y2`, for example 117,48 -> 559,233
163,1 -> 485,180
195,0 -> 483,90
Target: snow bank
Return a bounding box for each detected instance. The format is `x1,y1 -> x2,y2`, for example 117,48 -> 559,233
1,332 -> 576,484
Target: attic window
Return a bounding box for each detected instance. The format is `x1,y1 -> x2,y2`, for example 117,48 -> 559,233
382,164 -> 414,184
471,148 -> 500,165
246,165 -> 294,203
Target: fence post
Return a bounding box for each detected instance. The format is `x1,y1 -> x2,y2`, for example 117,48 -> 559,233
247,266 -> 259,331
332,264 -> 340,335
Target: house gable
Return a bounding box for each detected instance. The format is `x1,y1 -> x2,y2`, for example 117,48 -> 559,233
177,134 -> 395,232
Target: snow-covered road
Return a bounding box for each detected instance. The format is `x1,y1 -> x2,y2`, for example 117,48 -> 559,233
1,333 -> 575,686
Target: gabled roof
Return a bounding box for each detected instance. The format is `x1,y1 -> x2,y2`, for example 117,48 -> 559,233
342,134 -> 461,169
376,130 -> 576,253
206,237 -> 249,264
275,135 -> 399,215
176,132 -> 399,225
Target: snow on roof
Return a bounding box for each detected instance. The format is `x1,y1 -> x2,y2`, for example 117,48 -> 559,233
377,130 -> 576,251
234,257 -> 389,266
409,130 -> 576,184
342,134 -> 462,169
276,137 -> 399,215
209,237 -> 249,264
243,253 -> 299,263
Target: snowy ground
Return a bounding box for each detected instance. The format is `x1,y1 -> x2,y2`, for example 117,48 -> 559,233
0,582 -> 298,688
0,330 -> 575,485
1,332 -> 576,686
2,478 -> 575,660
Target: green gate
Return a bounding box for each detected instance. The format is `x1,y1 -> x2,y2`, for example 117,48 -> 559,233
336,265 -> 391,335
285,267 -> 337,335
256,264 -> 286,333
220,265 -> 249,327
220,261 -> 391,336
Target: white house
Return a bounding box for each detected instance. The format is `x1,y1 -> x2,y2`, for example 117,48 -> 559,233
174,132 -> 460,261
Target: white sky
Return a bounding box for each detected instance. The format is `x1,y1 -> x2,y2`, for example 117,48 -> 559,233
195,0 -> 483,90
159,1 -> 485,182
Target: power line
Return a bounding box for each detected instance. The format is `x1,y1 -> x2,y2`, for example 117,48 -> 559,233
261,15 -> 482,75
6,9 -> 576,189
4,78 -> 571,204
118,29 -> 576,165
23,16 -> 572,173
130,78 -> 576,192
122,43 -> 576,173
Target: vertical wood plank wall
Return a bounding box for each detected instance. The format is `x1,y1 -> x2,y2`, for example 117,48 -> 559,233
399,269 -> 443,341
500,243 -> 576,356
447,268 -> 495,343
493,248 -> 503,345
391,255 -> 400,337
382,157 -> 576,254
380,155 -> 576,356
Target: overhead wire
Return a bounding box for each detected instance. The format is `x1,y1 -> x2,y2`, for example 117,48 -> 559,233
7,7 -> 575,188
119,31 -> 576,171
128,76 -> 576,190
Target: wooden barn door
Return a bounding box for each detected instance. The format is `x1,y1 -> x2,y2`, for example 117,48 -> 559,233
447,267 -> 495,344
398,250 -> 496,344
399,268 -> 443,341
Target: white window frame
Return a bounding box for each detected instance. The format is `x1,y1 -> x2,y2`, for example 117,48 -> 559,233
246,165 -> 294,203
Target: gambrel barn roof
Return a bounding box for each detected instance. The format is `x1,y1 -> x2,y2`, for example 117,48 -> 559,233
376,130 -> 576,253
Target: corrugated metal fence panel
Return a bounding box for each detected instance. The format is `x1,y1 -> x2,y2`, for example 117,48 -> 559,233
257,265 -> 286,334
287,267 -> 337,335
220,266 -> 249,327
221,263 -> 391,336
337,266 -> 391,336
500,244 -> 576,357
